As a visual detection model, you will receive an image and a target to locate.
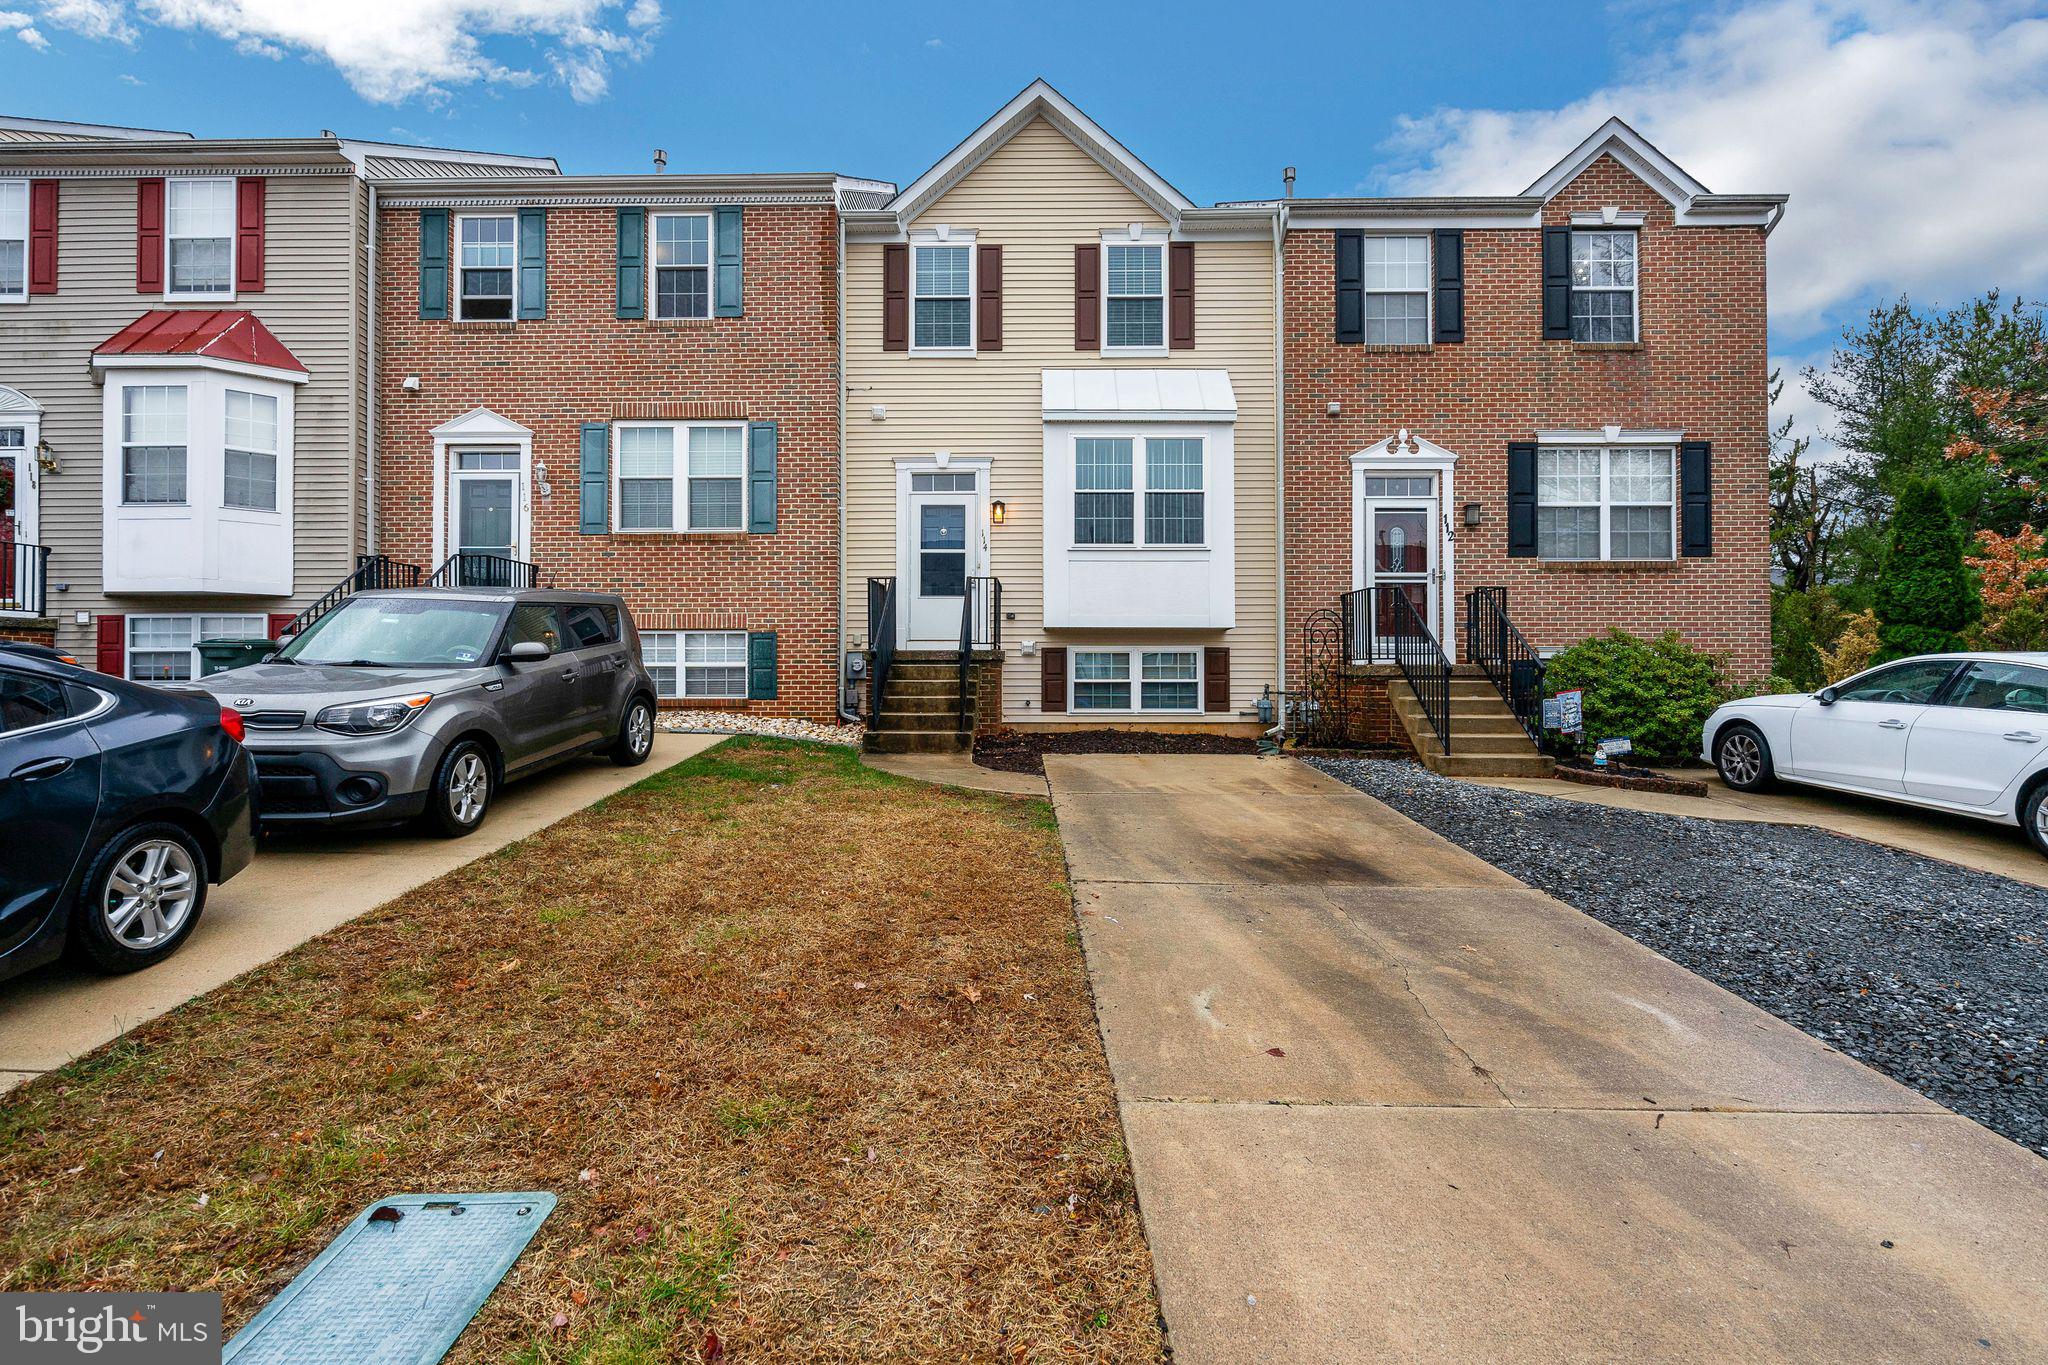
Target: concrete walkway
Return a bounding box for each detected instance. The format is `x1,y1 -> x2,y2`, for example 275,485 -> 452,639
0,733 -> 721,1092
1047,754 -> 2048,1363
860,749 -> 1050,796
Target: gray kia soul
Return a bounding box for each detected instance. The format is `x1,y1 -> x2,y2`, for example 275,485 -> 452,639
196,588 -> 658,836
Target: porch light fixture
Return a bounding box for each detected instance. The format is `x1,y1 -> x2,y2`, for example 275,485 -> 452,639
1463,502 -> 1484,528
990,499 -> 1007,525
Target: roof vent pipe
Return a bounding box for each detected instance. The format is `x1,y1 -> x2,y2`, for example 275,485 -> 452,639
1283,166 -> 1296,198
653,148 -> 667,174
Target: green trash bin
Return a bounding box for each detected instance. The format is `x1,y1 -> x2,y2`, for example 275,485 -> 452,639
196,637 -> 279,677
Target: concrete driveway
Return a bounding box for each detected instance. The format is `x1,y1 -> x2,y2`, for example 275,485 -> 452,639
0,732 -> 720,1092
1048,754 -> 2048,1363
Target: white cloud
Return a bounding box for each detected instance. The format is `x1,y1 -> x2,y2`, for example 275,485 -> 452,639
116,69 -> 142,83
925,36 -> 943,48
1379,1 -> 2048,340
39,0 -> 665,103
17,23 -> 46,45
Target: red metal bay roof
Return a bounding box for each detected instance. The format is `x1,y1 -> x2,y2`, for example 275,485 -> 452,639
95,310 -> 307,374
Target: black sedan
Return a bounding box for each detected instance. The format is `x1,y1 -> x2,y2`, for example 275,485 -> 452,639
0,643 -> 256,981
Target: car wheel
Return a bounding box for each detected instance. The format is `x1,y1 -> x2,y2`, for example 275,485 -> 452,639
71,822 -> 208,974
1714,722 -> 1775,792
610,695 -> 655,767
425,740 -> 493,838
2022,782 -> 2048,861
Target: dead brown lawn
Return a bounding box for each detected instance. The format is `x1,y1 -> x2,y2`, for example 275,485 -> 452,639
0,738 -> 1162,1362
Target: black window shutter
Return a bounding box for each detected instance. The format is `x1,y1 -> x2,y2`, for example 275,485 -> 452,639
1334,231 -> 1363,344
1432,229 -> 1464,343
1507,442 -> 1538,557
1541,226 -> 1572,339
1681,441 -> 1713,556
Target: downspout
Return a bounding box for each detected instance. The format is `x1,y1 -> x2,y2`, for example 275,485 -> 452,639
835,203 -> 861,724
1270,197 -> 1288,737
365,182 -> 379,557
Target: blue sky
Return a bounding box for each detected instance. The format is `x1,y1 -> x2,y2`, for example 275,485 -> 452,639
7,0 -> 2047,451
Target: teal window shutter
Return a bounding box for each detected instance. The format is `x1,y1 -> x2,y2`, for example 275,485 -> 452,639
615,207 -> 645,319
747,631 -> 778,700
747,419 -> 777,534
418,208 -> 448,320
579,421 -> 610,534
714,204 -> 743,317
517,207 -> 546,320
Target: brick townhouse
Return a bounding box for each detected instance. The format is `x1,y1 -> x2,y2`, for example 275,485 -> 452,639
372,170 -> 888,719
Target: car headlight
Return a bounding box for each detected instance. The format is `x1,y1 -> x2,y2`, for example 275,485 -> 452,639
315,693 -> 433,736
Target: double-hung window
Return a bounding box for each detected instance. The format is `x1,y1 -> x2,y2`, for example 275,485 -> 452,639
1570,230 -> 1637,342
1104,242 -> 1164,350
121,384 -> 187,505
166,179 -> 233,298
1071,648 -> 1200,713
0,180 -> 26,303
223,389 -> 278,511
1073,435 -> 1205,546
912,242 -> 972,351
456,214 -> 516,320
1361,236 -> 1429,344
1074,437 -> 1134,545
642,630 -> 747,700
1144,438 -> 1204,544
614,423 -> 745,532
652,212 -> 710,319
1536,445 -> 1675,560
127,613 -> 267,682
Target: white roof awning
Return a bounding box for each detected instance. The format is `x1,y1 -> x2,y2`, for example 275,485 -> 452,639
1041,369 -> 1237,423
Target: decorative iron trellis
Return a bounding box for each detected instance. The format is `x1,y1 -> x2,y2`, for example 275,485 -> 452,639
1298,606 -> 1376,748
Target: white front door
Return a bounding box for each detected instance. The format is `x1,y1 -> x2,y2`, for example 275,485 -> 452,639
448,449 -> 527,585
904,491 -> 978,646
1787,658 -> 1963,793
1356,486 -> 1439,661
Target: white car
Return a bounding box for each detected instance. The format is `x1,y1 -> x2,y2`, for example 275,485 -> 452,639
1701,652 -> 2048,858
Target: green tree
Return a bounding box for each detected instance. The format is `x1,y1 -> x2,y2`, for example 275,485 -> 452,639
1771,586 -> 1842,691
1872,477 -> 1978,660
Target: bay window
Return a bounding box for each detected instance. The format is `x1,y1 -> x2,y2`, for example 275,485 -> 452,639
223,389 -> 279,511
166,179 -> 234,298
1073,435 -> 1205,546
1536,445 -> 1674,560
121,385 -> 187,505
1071,648 -> 1200,713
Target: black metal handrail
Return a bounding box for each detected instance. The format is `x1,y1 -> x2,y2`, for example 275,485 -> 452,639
866,576 -> 898,727
430,553 -> 540,589
1339,587 -> 1369,665
280,553 -> 422,639
1,541 -> 50,617
1465,586 -> 1545,746
955,576 -> 1002,732
1386,587 -> 1451,755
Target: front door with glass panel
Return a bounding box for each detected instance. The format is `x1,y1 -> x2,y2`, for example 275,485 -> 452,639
449,450 -> 524,586
0,428 -> 21,611
1358,477 -> 1439,661
904,475 -> 979,646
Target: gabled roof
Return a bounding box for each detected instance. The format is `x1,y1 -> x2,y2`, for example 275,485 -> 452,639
1520,116 -> 1709,203
94,311 -> 307,377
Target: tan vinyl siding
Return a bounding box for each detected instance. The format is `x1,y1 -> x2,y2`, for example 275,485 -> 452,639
0,167 -> 363,659
843,117 -> 1278,725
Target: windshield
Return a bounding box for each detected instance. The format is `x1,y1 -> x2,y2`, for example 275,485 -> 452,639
278,597 -> 505,668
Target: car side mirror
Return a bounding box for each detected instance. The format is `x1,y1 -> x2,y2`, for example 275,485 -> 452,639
505,640 -> 552,664
1816,686 -> 1837,706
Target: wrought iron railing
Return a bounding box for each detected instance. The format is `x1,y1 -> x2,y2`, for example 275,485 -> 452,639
1465,586 -> 1545,746
1385,587 -> 1451,755
430,553 -> 540,589
1,541 -> 50,616
279,554 -> 423,639
866,576 -> 898,727
956,576 -> 1002,731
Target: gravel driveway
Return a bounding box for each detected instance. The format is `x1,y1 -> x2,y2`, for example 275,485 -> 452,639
1308,757 -> 2048,1156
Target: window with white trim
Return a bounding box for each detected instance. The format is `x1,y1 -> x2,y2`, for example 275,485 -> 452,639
1570,230 -> 1637,342
1072,648 -> 1200,713
1537,445 -> 1675,560
1361,235 -> 1429,344
121,385 -> 187,505
642,630 -> 747,699
1073,435 -> 1205,546
651,212 -> 710,319
1104,243 -> 1164,349
456,214 -> 516,320
912,243 -> 972,351
127,613 -> 267,681
223,389 -> 278,511
166,178 -> 234,299
0,180 -> 26,303
614,422 -> 746,532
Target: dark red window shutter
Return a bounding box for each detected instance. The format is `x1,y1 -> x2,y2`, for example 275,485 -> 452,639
235,177 -> 266,293
135,178 -> 164,293
1074,245 -> 1100,351
96,615 -> 126,676
28,180 -> 57,294
1040,647 -> 1068,711
267,611 -> 296,641
882,243 -> 908,351
1168,242 -> 1195,349
1203,647 -> 1230,713
976,244 -> 1003,351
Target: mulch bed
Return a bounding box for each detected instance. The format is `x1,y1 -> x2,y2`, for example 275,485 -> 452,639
1553,757 -> 1709,797
974,726 -> 1260,776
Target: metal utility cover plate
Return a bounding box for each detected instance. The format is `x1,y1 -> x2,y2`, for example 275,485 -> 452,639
224,1192 -> 556,1365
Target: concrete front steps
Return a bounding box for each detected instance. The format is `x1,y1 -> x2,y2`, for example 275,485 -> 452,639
1391,669 -> 1555,779
863,652 -> 976,755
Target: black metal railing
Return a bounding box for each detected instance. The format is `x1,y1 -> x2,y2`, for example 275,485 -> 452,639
1,541 -> 50,617
1465,586 -> 1545,746
866,576 -> 898,727
430,553 -> 540,589
279,553 -> 422,639
1386,587 -> 1451,755
955,576 -> 1002,732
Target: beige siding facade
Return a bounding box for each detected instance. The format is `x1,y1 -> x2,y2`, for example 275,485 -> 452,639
844,117 -> 1279,727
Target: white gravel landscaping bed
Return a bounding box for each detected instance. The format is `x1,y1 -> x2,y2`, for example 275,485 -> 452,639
1309,755 -> 2048,1157
657,711 -> 864,747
